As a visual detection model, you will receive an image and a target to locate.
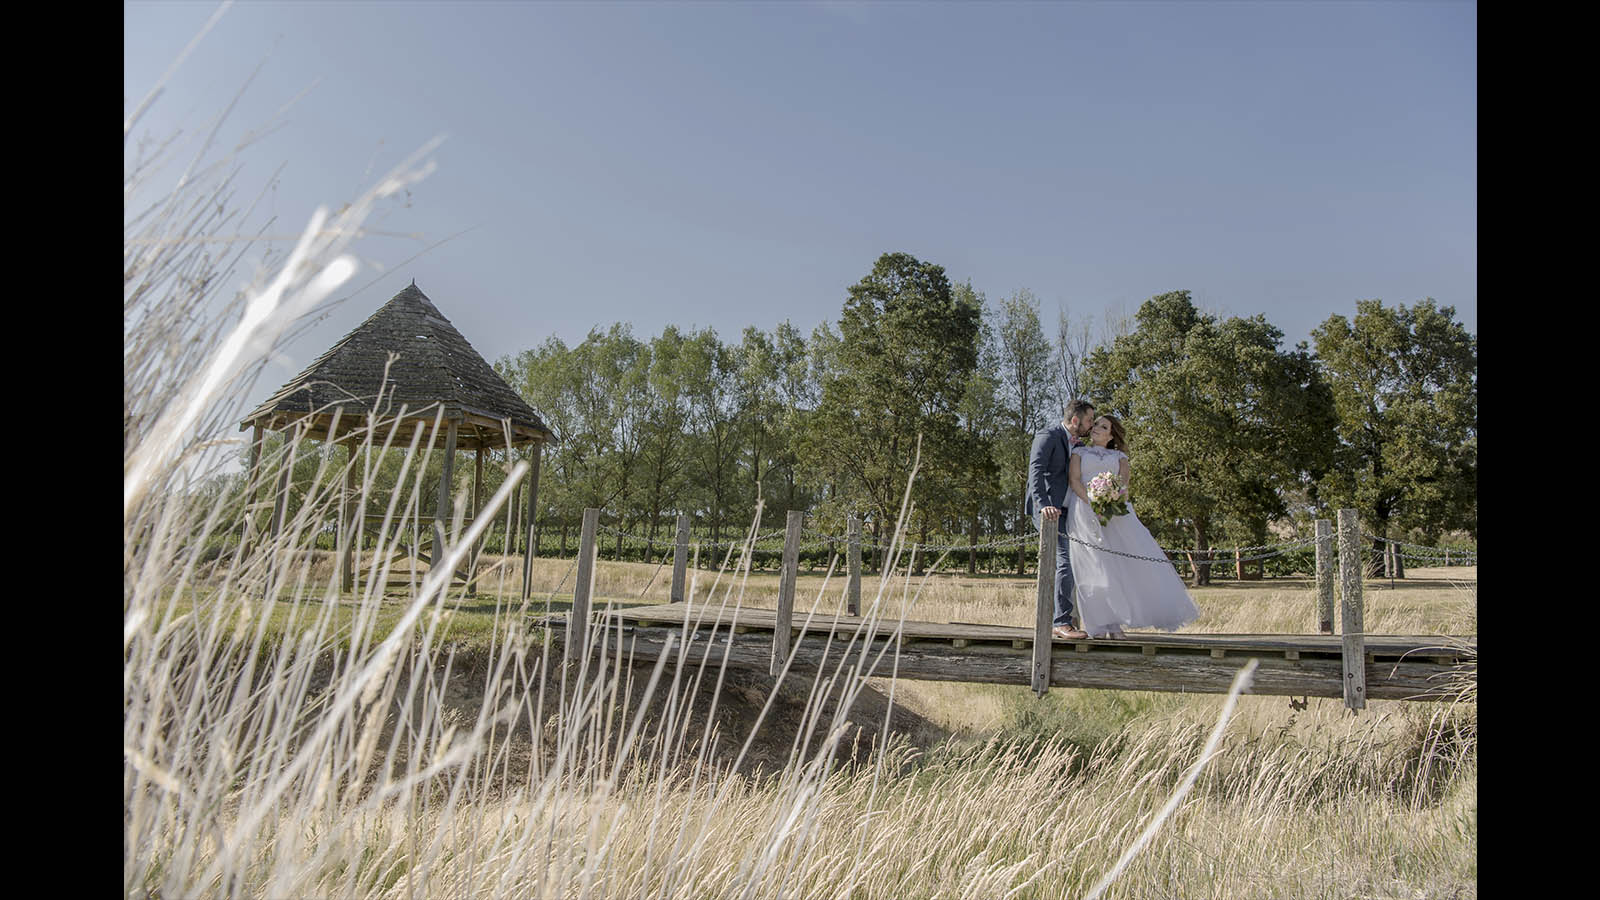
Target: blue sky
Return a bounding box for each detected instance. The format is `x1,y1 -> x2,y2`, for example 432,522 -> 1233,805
125,1 -> 1475,406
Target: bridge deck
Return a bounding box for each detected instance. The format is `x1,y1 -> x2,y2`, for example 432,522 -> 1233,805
562,603 -> 1475,702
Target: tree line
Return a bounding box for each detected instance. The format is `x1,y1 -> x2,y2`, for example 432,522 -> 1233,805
208,251 -> 1475,583
493,252 -> 1475,583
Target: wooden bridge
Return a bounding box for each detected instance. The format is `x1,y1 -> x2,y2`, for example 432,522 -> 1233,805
547,509 -> 1475,709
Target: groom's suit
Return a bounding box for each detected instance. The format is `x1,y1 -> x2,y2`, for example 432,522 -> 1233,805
1026,424 -> 1081,628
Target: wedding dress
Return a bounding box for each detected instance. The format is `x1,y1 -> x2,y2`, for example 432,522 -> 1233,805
1066,445 -> 1200,636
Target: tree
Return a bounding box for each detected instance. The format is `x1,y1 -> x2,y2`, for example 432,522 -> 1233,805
638,326 -> 692,544
992,288 -> 1058,574
803,253 -> 982,561
1311,299 -> 1477,571
954,283 -> 1002,573
681,328 -> 742,548
1084,291 -> 1336,585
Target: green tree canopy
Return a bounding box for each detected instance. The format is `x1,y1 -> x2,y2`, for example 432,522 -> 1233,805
803,252 -> 982,550
1311,299 -> 1477,558
1085,291 -> 1336,584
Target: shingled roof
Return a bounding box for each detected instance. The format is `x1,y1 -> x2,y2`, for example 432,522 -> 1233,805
240,283 -> 552,448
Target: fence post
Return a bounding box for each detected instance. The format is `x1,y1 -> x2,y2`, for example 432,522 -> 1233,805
1315,519 -> 1334,634
670,514 -> 690,603
847,515 -> 862,617
566,508 -> 600,668
773,510 -> 803,676
1032,515 -> 1058,697
1337,508 -> 1366,711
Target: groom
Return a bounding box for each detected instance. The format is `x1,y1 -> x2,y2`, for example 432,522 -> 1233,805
1026,400 -> 1096,640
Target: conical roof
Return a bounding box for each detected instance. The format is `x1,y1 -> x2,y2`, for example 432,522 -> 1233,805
240,283 -> 551,447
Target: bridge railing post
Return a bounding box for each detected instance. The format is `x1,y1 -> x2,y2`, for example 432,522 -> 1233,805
567,507 -> 600,669
1337,508 -> 1366,711
773,510 -> 803,676
1032,515 -> 1057,696
847,515 -> 862,617
670,514 -> 690,603
1315,519 -> 1334,634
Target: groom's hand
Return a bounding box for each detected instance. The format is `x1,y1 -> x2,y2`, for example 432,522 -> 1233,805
1041,506 -> 1060,521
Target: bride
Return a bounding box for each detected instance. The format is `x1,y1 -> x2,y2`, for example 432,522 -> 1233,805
1066,415 -> 1200,639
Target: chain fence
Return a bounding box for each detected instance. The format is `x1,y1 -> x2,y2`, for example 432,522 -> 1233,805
570,519 -> 1475,573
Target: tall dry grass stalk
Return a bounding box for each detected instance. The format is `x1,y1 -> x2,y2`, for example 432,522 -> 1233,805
126,27 -> 1474,898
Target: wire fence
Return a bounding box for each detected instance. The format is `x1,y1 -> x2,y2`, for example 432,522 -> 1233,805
567,518 -> 1476,574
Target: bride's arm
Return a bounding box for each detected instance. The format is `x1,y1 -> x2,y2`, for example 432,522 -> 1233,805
1069,453 -> 1090,504
1118,456 -> 1130,487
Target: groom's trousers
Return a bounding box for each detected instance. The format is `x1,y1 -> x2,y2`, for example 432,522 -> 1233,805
1032,510 -> 1078,628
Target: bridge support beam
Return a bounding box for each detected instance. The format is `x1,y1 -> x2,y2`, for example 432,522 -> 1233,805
567,508 -> 600,669
1338,508 -> 1366,711
772,510 -> 803,676
1032,515 -> 1057,697
1315,519 -> 1334,634
670,514 -> 690,603
847,515 -> 862,617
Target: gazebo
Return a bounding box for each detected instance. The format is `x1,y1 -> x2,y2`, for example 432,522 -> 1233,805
239,282 -> 553,598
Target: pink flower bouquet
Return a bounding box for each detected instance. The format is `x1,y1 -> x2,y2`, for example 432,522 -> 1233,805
1085,471 -> 1130,527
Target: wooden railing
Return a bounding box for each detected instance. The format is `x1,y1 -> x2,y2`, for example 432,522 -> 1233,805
560,506 -> 1373,710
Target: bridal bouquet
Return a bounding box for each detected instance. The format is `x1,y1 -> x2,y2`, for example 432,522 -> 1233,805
1085,471 -> 1130,527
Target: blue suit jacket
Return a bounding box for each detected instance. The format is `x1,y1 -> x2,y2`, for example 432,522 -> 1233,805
1025,424 -> 1079,517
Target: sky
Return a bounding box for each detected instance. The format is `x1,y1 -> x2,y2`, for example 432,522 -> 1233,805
125,0 -> 1475,411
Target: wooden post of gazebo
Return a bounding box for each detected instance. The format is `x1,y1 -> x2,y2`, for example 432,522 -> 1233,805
342,440 -> 360,594
432,414 -> 460,581
467,442 -> 484,597
521,442 -> 542,602
242,422 -> 266,554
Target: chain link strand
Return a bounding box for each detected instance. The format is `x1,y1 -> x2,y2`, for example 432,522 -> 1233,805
580,522 -> 1477,568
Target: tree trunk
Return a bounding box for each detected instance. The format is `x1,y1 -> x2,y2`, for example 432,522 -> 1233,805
967,508 -> 979,575
1015,509 -> 1028,576
1189,522 -> 1212,586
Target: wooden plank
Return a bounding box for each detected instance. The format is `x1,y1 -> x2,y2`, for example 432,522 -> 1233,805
1032,516 -> 1057,695
671,514 -> 690,603
567,508 -> 600,667
1339,508 -> 1366,711
773,510 -> 803,676
573,629 -> 1468,701
1315,519 -> 1334,634
597,604 -> 1475,659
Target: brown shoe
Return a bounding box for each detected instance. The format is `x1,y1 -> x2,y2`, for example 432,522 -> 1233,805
1052,626 -> 1089,640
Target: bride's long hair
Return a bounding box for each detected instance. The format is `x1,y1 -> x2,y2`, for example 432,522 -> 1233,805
1099,415 -> 1128,452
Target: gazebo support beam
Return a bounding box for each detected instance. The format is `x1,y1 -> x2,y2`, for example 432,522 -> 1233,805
468,444 -> 483,597
521,441 -> 543,602
243,422 -> 265,553
433,415 -> 460,583
342,442 -> 359,595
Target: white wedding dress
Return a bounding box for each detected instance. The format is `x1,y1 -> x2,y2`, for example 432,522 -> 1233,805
1066,446 -> 1200,635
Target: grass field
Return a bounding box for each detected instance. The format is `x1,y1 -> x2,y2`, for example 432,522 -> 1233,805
139,544 -> 1474,898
